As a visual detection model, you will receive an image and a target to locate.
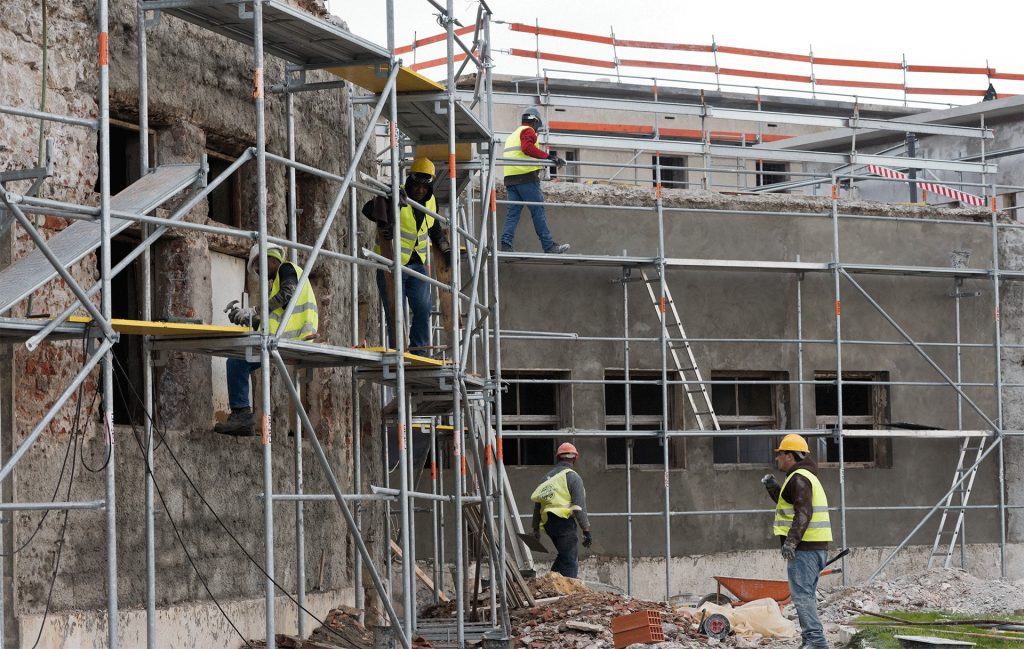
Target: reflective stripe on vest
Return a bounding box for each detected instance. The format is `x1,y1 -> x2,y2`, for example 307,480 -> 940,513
773,468 -> 833,542
268,261 -> 319,341
504,126 -> 544,178
374,196 -> 437,266
530,467 -> 579,528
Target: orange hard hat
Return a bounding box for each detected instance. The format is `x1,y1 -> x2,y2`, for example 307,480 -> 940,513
775,433 -> 810,454
556,442 -> 579,459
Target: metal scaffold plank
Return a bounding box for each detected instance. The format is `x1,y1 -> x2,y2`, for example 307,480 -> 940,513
0,164 -> 202,315
328,63 -> 444,93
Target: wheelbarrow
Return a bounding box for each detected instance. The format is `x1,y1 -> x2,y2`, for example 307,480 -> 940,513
697,548 -> 849,607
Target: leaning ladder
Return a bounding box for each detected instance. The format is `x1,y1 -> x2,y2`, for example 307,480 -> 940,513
927,435 -> 987,568
640,268 -> 720,432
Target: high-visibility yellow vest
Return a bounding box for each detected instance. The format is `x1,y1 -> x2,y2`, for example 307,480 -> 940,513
268,261 -> 318,341
503,126 -> 544,178
530,468 -> 579,528
773,468 -> 832,542
374,196 -> 437,266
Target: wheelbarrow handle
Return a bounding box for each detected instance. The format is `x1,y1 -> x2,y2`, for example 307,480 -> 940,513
824,548 -> 850,568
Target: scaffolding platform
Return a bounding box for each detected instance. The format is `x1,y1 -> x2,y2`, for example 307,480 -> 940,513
0,316 -> 87,342
150,333 -> 386,368
0,163 -> 203,314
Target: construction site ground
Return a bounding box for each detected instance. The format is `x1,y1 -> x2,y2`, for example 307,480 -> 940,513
251,567 -> 1024,648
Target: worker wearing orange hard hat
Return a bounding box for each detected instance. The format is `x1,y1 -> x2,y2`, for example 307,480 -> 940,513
529,441 -> 591,578
762,434 -> 832,649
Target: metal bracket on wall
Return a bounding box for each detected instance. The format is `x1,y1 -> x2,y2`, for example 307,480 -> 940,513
144,8 -> 161,28
238,2 -> 254,20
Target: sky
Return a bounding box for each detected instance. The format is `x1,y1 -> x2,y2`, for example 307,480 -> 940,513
325,0 -> 1023,107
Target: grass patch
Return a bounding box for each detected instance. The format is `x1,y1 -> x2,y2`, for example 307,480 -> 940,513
848,611 -> 1024,649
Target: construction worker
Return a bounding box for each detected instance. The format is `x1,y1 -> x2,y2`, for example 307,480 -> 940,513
362,157 -> 451,355
762,434 -> 832,649
500,107 -> 570,254
215,243 -> 318,436
530,442 -> 591,578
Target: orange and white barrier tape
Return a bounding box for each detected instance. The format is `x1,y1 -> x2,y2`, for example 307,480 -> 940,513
865,164 -> 985,207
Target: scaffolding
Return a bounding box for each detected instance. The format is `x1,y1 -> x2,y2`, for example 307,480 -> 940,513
0,1 -> 1022,648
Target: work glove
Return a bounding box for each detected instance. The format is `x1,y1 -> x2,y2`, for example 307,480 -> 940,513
582,530 -> 593,548
437,245 -> 452,270
781,539 -> 798,561
761,473 -> 779,490
230,306 -> 257,327
547,151 -> 566,168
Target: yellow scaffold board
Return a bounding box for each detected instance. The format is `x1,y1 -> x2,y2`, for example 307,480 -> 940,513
327,63 -> 444,94
66,316 -> 249,338
363,346 -> 447,367
416,142 -> 474,162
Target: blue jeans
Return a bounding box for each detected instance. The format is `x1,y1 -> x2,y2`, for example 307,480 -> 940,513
544,515 -> 579,578
502,180 -> 556,252
789,549 -> 829,648
377,261 -> 431,353
226,358 -> 262,410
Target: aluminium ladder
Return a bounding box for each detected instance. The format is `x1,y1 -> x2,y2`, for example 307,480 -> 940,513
640,268 -> 720,432
927,435 -> 988,568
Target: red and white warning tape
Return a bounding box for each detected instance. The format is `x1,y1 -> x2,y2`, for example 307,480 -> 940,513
865,164 -> 985,207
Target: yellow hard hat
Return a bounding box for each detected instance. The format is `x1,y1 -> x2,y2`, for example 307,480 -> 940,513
775,433 -> 809,454
409,157 -> 435,181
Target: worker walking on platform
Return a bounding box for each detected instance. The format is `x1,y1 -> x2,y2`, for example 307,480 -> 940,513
362,157 -> 451,355
500,107 -> 570,254
214,243 -> 318,436
762,434 -> 832,649
531,442 -> 591,578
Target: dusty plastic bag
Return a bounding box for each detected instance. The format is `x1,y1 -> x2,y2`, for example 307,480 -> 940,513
730,597 -> 797,638
694,601 -> 735,625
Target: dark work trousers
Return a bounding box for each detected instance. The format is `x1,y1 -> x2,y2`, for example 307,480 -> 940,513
543,514 -> 579,578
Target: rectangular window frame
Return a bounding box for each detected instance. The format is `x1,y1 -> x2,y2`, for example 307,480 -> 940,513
711,371 -> 788,467
604,370 -> 685,470
814,371 -> 892,468
498,370 -> 571,467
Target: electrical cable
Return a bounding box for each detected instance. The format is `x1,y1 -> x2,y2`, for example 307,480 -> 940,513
112,355 -> 370,649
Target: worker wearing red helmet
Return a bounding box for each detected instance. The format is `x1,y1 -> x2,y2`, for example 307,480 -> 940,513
529,442 -> 591,578
762,434 -> 832,649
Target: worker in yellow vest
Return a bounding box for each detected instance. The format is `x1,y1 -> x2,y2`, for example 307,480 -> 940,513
530,442 -> 591,578
500,107 -> 570,254
216,243 -> 319,436
762,434 -> 832,649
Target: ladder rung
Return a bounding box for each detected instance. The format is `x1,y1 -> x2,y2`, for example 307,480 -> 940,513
684,387 -> 706,394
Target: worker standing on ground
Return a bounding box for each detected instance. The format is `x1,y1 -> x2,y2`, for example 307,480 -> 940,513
362,157 -> 451,355
500,107 -> 570,254
762,434 -> 832,649
215,243 -> 318,436
530,442 -> 591,578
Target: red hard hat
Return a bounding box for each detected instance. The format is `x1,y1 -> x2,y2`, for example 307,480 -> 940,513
556,442 -> 579,459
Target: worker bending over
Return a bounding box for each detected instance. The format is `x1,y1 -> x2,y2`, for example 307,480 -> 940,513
762,434 -> 832,649
500,107 -> 570,254
362,157 -> 451,355
215,243 -> 318,436
530,442 -> 592,578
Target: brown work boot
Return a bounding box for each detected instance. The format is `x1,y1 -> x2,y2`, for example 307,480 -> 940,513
214,408 -> 256,436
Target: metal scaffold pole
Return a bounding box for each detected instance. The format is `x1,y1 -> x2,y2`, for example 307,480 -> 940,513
654,155 -> 672,601
830,178 -> 849,584
347,87 -> 365,616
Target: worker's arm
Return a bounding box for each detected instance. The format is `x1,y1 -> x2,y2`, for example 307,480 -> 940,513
427,220 -> 451,268
267,263 -> 298,311
519,127 -> 549,160
565,472 -> 591,531
783,473 -> 813,546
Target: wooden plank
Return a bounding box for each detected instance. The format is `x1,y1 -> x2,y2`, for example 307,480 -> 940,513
390,540 -> 450,603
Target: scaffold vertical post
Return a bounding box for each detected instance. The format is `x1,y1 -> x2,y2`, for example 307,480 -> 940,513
622,260 -> 634,596
990,191 -> 1006,578
654,154 -> 672,601
831,176 -> 848,585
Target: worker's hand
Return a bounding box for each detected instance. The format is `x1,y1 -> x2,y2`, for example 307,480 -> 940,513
225,300 -> 242,324
582,530 -> 593,548
437,246 -> 452,271
230,306 -> 257,327
761,473 -> 779,490
547,152 -> 566,168
398,188 -> 408,207
781,539 -> 797,561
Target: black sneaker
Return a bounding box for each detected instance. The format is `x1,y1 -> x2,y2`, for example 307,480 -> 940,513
499,242 -> 514,252
544,242 -> 570,254
214,409 -> 256,436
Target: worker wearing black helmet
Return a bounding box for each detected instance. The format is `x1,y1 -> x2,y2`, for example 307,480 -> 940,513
500,107 -> 570,254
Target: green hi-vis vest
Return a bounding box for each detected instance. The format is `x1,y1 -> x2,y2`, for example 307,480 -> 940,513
530,468 -> 580,528
374,196 -> 438,266
773,468 -> 833,542
269,261 -> 318,341
503,126 -> 544,178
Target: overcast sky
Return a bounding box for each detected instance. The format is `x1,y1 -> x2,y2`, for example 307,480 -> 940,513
325,1 -> 1022,106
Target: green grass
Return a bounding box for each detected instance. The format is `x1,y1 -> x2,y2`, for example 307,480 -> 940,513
849,611 -> 1024,649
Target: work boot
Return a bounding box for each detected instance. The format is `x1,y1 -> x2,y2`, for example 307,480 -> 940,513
214,408 -> 255,436
499,242 -> 514,252
544,242 -> 570,254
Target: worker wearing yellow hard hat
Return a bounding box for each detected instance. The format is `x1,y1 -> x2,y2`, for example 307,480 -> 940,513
761,433 -> 833,649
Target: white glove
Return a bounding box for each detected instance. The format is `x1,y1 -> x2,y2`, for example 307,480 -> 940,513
230,306 -> 257,327
761,473 -> 779,490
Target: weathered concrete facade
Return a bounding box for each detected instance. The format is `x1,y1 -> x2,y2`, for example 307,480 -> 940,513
1,1 -> 384,645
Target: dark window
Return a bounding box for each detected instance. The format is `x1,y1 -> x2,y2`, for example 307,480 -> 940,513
605,372 -> 684,468
499,371 -> 567,466
107,238 -> 145,425
207,155 -> 243,228
814,371 -> 890,465
550,149 -> 579,182
711,372 -> 787,464
657,155 -> 688,189
756,161 -> 788,187
99,124 -> 143,195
